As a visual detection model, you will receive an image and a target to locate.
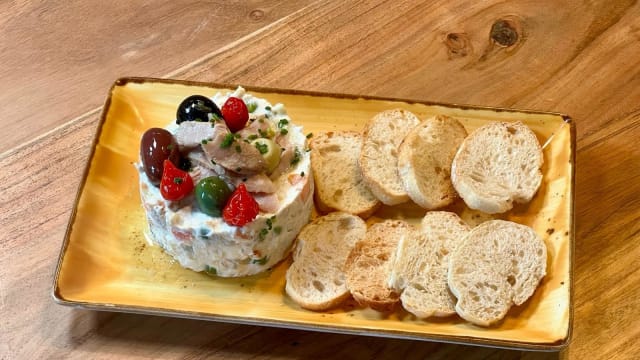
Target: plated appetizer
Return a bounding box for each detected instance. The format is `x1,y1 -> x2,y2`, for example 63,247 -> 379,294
137,87 -> 313,277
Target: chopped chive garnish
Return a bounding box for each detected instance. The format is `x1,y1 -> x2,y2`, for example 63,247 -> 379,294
204,265 -> 217,276
254,142 -> 268,154
277,119 -> 289,128
220,133 -> 234,148
290,147 -> 301,166
251,256 -> 269,265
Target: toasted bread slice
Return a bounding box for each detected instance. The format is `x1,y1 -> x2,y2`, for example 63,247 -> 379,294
447,220 -> 547,326
345,219 -> 412,311
398,115 -> 468,209
451,121 -> 543,214
359,109 -> 421,205
285,212 -> 366,311
388,212 -> 470,318
310,131 -> 381,218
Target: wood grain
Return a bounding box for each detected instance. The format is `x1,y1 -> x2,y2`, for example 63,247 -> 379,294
1,0 -> 639,359
0,0 -> 316,154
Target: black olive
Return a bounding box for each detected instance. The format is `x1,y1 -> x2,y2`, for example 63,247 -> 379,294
140,128 -> 181,186
176,95 -> 223,124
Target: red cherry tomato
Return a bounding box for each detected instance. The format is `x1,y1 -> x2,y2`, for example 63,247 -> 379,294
221,97 -> 249,132
160,159 -> 194,201
222,183 -> 259,226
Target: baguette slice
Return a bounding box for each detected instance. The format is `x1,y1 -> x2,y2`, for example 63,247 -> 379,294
345,219 -> 411,311
398,115 -> 468,209
310,131 -> 381,218
448,220 -> 547,326
285,212 -> 366,311
388,212 -> 470,318
451,121 -> 543,214
360,109 -> 421,205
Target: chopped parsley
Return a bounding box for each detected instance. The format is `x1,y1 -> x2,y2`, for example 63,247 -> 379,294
235,145 -> 242,153
220,133 -> 235,148
300,171 -> 305,177
258,228 -> 269,241
167,144 -> 174,151
254,141 -> 268,154
173,177 -> 183,184
279,128 -> 288,135
247,102 -> 258,113
258,128 -> 269,138
211,159 -> 217,165
273,226 -> 282,235
306,132 -> 313,139
247,134 -> 258,141
265,106 -> 271,111
201,139 -> 208,145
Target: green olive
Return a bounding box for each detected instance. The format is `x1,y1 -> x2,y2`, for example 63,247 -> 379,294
251,138 -> 280,173
195,176 -> 233,217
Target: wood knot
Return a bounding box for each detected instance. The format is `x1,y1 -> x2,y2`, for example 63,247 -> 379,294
249,9 -> 264,21
444,32 -> 472,58
490,19 -> 520,47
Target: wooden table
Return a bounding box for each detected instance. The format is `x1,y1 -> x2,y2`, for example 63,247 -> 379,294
1,1 -> 638,359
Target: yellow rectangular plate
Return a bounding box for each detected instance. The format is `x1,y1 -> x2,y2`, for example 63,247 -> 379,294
53,77 -> 573,350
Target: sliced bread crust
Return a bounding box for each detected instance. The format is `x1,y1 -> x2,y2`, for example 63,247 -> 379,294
285,212 -> 366,311
310,131 -> 381,218
345,219 -> 412,312
398,115 -> 468,209
447,220 -> 547,326
451,121 -> 543,214
388,211 -> 470,318
359,109 -> 421,205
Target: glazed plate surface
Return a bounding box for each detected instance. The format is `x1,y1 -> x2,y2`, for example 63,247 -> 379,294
53,78 -> 574,350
